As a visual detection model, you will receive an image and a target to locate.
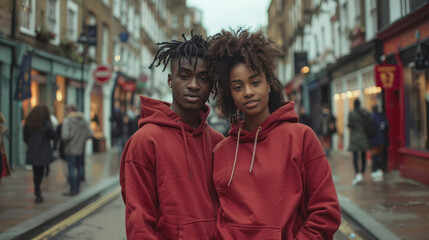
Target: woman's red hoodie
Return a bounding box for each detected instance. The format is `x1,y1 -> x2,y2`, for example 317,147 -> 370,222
213,102 -> 341,240
120,96 -> 224,239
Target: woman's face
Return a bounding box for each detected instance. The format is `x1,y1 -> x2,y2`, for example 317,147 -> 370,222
229,63 -> 270,122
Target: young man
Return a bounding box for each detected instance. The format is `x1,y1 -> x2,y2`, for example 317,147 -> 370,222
61,105 -> 93,196
120,32 -> 224,239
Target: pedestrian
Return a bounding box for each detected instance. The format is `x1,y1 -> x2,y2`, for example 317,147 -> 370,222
0,113 -> 11,184
207,29 -> 341,239
119,31 -> 225,239
208,105 -> 231,137
369,105 -> 389,182
316,105 -> 336,157
298,106 -> 312,128
61,105 -> 92,196
23,105 -> 57,203
111,107 -> 125,157
347,99 -> 370,185
125,106 -> 139,139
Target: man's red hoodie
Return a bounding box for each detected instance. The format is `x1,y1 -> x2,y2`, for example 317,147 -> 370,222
213,102 -> 341,239
120,96 -> 224,239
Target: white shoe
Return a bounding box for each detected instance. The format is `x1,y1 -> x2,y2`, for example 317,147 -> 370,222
371,169 -> 384,182
352,173 -> 363,185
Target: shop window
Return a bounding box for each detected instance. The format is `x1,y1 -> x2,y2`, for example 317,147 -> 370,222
54,76 -> 66,123
404,68 -> 429,151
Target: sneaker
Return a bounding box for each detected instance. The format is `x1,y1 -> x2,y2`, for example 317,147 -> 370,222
63,192 -> 78,197
372,169 -> 384,182
352,173 -> 363,185
35,195 -> 43,204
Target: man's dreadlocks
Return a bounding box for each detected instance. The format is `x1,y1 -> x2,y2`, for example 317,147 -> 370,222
149,31 -> 209,72
207,28 -> 285,123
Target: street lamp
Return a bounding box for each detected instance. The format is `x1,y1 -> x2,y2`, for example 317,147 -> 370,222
77,32 -> 88,111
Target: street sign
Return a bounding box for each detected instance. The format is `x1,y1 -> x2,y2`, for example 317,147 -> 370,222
93,65 -> 111,84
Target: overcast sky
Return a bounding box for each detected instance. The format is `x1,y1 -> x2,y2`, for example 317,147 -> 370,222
187,0 -> 271,36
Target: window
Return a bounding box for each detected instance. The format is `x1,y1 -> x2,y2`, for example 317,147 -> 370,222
67,0 -> 78,40
354,0 -> 361,23
46,0 -> 60,44
113,0 -> 121,18
102,0 -> 110,7
184,14 -> 191,29
20,0 -> 36,35
172,15 -> 178,29
87,13 -> 97,59
404,68 -> 429,151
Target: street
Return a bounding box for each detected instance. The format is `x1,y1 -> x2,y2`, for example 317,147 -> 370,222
31,187 -> 375,240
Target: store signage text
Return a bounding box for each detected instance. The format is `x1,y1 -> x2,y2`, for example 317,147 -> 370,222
374,64 -> 400,90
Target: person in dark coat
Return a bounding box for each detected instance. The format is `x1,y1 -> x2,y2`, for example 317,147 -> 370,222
23,105 -> 57,203
299,106 -> 312,128
369,105 -> 389,182
317,105 -> 336,157
347,99 -> 370,185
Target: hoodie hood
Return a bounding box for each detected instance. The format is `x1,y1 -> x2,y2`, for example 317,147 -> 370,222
229,101 -> 298,142
138,95 -> 212,177
226,101 -> 298,186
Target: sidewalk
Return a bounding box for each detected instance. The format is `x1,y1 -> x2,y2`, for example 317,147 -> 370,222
0,149 -> 120,240
1,148 -> 429,239
330,150 -> 429,240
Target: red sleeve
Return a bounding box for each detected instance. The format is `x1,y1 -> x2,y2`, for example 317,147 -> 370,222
295,129 -> 341,240
120,134 -> 159,240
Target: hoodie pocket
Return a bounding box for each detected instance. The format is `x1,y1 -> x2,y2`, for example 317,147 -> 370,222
178,218 -> 216,240
226,223 -> 281,240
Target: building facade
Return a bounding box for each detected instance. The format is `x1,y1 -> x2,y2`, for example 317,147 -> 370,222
0,0 -> 171,168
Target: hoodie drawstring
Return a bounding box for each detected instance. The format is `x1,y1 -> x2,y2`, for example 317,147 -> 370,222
179,121 -> 193,178
228,128 -> 242,186
249,127 -> 261,173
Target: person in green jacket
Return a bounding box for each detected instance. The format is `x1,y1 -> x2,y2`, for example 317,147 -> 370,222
348,99 -> 370,185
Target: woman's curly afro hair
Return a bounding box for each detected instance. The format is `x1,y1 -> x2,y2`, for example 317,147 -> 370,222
207,28 -> 284,123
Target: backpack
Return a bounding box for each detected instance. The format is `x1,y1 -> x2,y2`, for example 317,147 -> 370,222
356,110 -> 377,139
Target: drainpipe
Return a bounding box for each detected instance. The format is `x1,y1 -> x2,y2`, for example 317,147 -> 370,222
8,0 -> 17,168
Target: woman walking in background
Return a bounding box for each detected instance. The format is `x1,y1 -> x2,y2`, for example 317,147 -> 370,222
23,105 -> 56,203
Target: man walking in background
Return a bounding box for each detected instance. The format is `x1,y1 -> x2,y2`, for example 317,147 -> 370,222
61,105 -> 92,196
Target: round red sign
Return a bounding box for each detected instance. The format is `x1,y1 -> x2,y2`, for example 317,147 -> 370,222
93,65 -> 111,84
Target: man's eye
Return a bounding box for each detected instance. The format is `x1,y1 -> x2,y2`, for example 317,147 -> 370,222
233,85 -> 242,91
180,74 -> 188,79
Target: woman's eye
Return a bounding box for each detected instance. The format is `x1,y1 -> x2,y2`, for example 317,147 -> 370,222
199,76 -> 208,82
252,81 -> 261,86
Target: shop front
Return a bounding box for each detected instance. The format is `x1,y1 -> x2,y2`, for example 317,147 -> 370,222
378,4 -> 429,185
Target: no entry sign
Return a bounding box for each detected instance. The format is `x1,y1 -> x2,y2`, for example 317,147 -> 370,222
93,65 -> 111,84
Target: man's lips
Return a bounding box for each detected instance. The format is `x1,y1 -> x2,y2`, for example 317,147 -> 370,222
184,93 -> 201,103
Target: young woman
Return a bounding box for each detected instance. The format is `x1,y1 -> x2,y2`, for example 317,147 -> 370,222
23,105 -> 56,203
207,29 -> 341,239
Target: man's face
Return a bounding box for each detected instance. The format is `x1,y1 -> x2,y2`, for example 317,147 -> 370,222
168,57 -> 212,116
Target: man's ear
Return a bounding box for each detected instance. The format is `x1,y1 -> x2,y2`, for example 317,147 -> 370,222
167,74 -> 172,88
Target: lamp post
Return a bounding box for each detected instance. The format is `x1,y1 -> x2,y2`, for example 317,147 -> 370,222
77,32 -> 88,111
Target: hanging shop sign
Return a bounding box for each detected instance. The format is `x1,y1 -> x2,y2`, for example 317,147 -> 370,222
93,65 -> 112,84
374,64 -> 400,90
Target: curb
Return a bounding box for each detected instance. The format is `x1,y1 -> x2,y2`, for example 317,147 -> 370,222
337,193 -> 401,240
0,176 -> 119,240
